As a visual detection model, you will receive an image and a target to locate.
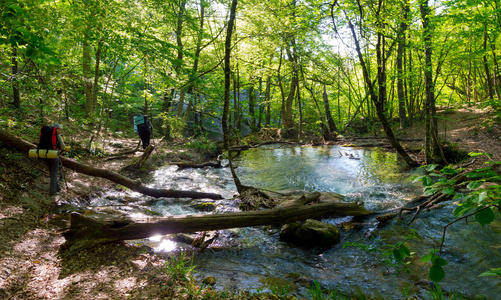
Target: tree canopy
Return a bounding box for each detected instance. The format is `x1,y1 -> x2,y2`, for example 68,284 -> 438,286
1,0 -> 499,162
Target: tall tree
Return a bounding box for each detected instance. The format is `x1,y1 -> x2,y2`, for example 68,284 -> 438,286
397,1 -> 410,129
333,0 -> 419,166
223,0 -> 238,150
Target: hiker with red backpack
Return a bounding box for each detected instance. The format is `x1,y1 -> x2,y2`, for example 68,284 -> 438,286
38,123 -> 66,195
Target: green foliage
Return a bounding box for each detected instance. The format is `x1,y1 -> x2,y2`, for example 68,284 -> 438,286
426,283 -> 468,300
414,153 -> 501,282
163,251 -> 196,282
158,112 -> 184,139
479,268 -> 501,277
185,139 -> 219,155
421,249 -> 448,282
270,284 -> 290,299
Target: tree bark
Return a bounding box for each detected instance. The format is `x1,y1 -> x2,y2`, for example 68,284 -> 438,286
222,0 -> 238,150
11,46 -> 20,109
62,192 -> 373,255
421,0 -> 436,164
397,3 -> 410,129
83,33 -> 93,118
283,45 -> 299,130
483,22 -> 495,100
323,85 -> 338,132
0,129 -> 223,200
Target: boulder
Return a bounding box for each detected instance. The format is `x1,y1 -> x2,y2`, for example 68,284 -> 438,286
280,219 -> 340,248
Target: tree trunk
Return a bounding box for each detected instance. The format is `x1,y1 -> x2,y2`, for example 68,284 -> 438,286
91,39 -> 103,115
0,129 -> 223,200
62,192 -> 373,255
249,84 -> 256,129
323,85 -> 338,132
297,82 -> 302,139
397,3 -> 410,129
421,0 -> 439,164
222,0 -> 238,150
483,23 -> 494,100
345,15 -> 419,167
283,45 -> 298,130
11,46 -> 20,109
83,34 -> 93,118
265,73 -> 272,127
183,0 -> 206,127
162,88 -> 175,140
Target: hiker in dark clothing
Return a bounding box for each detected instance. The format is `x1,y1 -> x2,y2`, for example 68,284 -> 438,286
44,124 -> 66,195
135,116 -> 153,149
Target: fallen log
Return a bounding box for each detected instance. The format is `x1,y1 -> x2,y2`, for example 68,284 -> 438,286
0,129 -> 223,200
61,192 -> 373,255
172,160 -> 224,170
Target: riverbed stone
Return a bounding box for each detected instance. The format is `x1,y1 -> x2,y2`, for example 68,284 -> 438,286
279,219 -> 340,248
202,276 -> 216,286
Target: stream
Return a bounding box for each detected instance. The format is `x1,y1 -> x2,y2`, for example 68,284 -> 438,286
88,145 -> 501,299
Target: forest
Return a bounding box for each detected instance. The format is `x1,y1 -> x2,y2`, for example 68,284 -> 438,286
2,0 -> 501,299
2,0 -> 499,157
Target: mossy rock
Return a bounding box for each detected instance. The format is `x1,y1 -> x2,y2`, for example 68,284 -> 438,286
280,219 -> 340,248
190,201 -> 216,212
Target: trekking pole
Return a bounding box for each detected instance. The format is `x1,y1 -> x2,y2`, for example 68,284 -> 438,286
59,155 -> 69,191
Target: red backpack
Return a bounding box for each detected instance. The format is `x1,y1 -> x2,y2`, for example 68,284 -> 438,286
38,125 -> 57,150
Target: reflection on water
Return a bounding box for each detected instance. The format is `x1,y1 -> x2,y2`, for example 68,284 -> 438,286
88,145 -> 501,299
233,145 -> 423,211
233,145 -> 410,193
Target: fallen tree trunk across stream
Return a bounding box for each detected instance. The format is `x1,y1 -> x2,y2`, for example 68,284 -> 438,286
0,129 -> 223,200
62,192 -> 373,255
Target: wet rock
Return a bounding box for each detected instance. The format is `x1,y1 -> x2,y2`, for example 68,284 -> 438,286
170,233 -> 195,245
189,201 -> 216,212
280,219 -> 340,248
202,276 -> 216,286
70,180 -> 93,195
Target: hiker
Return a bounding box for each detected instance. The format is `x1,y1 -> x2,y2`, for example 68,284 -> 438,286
134,115 -> 153,149
39,123 -> 66,195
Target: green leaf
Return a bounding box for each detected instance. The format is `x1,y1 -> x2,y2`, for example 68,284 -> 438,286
26,46 -> 35,58
475,208 -> 495,226
479,268 -> 501,277
441,187 -> 455,195
453,204 -> 473,217
425,164 -> 438,172
466,172 -> 482,179
401,245 -> 411,257
422,176 -> 434,186
421,254 -> 432,263
469,152 -> 486,157
430,265 -> 445,282
434,257 -> 448,267
467,181 -> 481,190
393,249 -> 403,262
424,188 -> 439,196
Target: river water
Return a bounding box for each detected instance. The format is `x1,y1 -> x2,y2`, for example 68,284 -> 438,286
89,145 -> 501,299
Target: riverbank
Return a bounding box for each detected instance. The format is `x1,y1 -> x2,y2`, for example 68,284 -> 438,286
1,105 -> 500,299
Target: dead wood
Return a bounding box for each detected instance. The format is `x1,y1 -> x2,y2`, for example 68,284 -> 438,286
0,129 -> 222,200
61,191 -> 373,255
172,160 -> 224,170
376,168 -> 473,226
229,140 -> 298,152
104,141 -> 142,161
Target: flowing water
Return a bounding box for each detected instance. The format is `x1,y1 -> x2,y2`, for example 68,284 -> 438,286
88,145 -> 501,299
